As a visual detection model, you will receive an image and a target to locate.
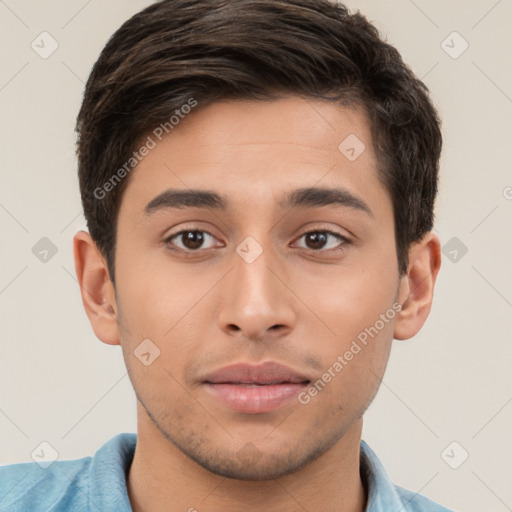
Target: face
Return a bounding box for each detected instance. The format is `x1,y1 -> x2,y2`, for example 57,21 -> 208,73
112,96 -> 402,479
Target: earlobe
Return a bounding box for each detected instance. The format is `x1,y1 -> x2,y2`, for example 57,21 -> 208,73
73,230 -> 121,346
393,232 -> 441,341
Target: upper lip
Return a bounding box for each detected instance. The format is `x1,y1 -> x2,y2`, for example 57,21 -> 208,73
203,361 -> 311,385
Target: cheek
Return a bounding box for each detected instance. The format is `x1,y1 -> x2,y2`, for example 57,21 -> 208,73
300,256 -> 398,404
300,319 -> 394,420
114,253 -> 208,386
114,239 -> 186,337
309,260 -> 398,339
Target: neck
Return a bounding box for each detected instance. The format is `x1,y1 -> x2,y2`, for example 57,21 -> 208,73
127,403 -> 367,512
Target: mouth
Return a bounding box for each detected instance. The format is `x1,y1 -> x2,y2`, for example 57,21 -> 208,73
212,381 -> 309,386
202,361 -> 312,413
203,382 -> 311,414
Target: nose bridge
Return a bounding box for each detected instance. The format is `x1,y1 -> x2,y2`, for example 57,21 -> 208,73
218,231 -> 296,338
235,236 -> 275,302
234,233 -> 280,311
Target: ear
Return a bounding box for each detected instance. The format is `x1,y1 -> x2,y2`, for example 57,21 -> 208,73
73,230 -> 120,345
394,232 -> 441,340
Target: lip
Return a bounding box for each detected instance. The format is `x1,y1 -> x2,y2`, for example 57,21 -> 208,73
202,361 -> 311,414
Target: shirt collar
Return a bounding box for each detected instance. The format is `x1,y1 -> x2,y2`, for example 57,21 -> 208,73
360,439 -> 407,511
88,433 -> 136,511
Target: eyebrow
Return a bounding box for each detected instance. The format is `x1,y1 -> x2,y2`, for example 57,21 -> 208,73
144,186 -> 373,217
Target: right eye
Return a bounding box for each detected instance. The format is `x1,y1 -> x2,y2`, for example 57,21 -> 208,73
164,229 -> 221,252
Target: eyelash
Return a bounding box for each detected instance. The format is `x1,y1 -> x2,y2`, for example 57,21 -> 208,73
164,228 -> 351,256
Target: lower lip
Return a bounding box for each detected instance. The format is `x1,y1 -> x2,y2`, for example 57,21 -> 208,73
204,382 -> 309,413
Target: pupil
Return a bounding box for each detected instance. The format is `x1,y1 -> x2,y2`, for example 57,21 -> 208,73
183,231 -> 204,250
307,232 -> 326,250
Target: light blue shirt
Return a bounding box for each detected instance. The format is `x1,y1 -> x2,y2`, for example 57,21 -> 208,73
0,433 -> 454,511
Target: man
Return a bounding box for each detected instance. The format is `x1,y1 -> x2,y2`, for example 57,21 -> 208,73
0,0 -> 452,510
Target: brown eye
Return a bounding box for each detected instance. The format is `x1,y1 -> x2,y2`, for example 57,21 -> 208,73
294,230 -> 349,253
304,232 -> 328,250
166,230 -> 216,251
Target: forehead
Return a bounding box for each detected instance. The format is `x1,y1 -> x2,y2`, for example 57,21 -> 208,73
118,96 -> 389,220
164,96 -> 372,155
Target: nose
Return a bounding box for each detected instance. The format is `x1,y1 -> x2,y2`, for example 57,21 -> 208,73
217,238 -> 297,342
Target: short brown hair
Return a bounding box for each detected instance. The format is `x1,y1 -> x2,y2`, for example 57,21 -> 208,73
76,0 -> 442,283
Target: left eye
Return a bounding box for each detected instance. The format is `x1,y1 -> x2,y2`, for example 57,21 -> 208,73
293,230 -> 348,252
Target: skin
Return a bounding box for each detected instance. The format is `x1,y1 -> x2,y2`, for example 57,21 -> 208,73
74,96 -> 441,512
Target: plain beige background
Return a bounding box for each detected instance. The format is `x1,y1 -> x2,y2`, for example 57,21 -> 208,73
0,1 -> 511,511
